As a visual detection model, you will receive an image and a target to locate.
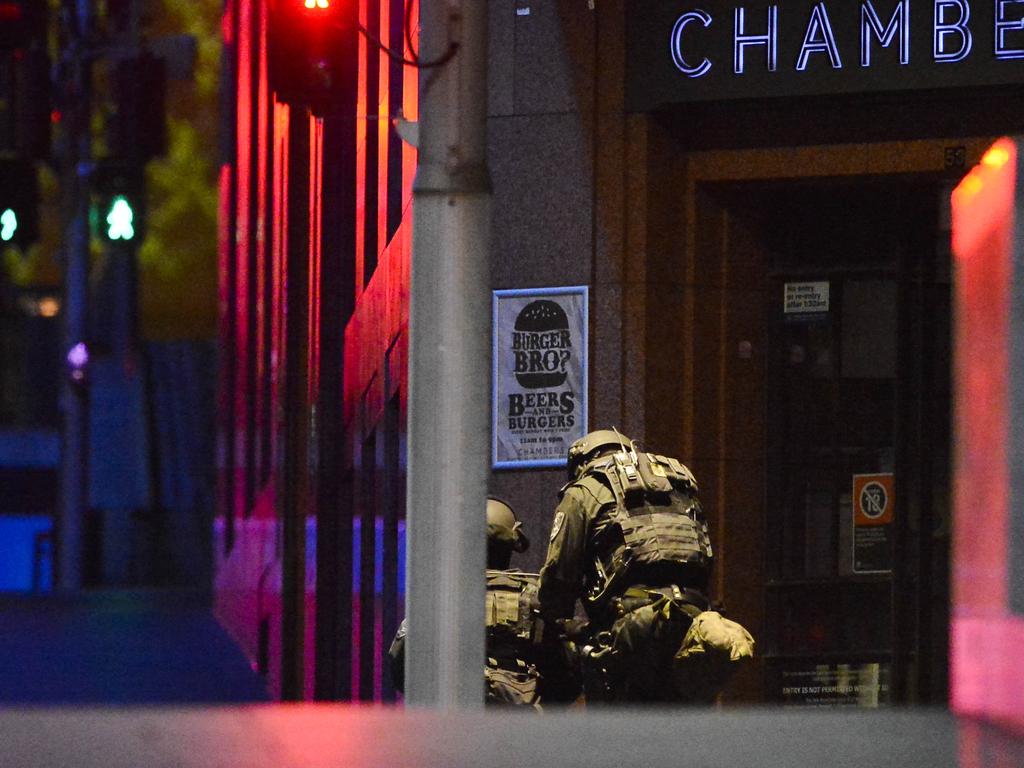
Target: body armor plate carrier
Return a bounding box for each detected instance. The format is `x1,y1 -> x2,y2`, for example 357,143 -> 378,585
485,570 -> 541,707
485,570 -> 540,651
584,451 -> 713,611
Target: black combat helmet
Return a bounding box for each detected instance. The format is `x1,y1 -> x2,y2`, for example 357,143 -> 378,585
566,428 -> 633,480
487,496 -> 529,569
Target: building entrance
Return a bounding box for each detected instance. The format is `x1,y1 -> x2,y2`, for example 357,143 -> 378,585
669,142 -> 983,705
753,178 -> 949,706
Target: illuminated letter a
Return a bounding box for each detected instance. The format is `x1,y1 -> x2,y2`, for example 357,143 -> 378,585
797,3 -> 843,71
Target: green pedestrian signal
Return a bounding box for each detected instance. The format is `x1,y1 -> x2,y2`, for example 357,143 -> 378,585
90,163 -> 144,243
0,208 -> 17,242
106,195 -> 135,241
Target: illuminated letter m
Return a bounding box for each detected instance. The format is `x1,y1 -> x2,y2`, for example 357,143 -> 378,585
861,0 -> 910,67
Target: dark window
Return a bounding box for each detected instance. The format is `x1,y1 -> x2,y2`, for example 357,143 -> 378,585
260,73 -> 275,489
363,0 -> 381,287
244,35 -> 260,517
381,390 -> 404,702
358,429 -> 377,701
386,0 -> 405,245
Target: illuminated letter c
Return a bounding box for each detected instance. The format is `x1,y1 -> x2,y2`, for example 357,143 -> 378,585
671,10 -> 713,78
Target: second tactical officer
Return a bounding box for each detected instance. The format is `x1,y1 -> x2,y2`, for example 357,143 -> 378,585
538,429 -> 754,704
389,496 -> 549,706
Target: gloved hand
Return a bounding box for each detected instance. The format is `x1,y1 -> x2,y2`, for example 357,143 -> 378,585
560,617 -> 591,641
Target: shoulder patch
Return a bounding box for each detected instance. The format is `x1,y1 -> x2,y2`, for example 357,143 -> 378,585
549,510 -> 565,542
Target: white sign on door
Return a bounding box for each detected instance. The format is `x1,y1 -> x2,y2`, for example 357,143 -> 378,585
784,281 -> 830,314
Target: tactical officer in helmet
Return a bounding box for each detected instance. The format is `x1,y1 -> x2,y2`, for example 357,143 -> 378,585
537,429 -> 754,704
389,496 -> 551,707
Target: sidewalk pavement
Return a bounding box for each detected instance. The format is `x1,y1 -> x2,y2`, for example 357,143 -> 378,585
0,590 -> 269,704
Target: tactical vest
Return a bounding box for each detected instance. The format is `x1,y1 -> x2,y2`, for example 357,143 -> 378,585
484,570 -> 542,706
582,451 -> 713,610
485,570 -> 540,652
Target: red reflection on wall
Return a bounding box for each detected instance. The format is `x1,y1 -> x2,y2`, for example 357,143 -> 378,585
951,139 -> 1014,613
950,137 -> 1024,735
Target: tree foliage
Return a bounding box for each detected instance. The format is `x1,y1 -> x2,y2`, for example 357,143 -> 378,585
138,0 -> 221,340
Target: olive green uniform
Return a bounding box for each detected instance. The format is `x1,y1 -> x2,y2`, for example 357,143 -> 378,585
388,569 -> 546,707
539,450 -> 749,703
537,471 -> 618,624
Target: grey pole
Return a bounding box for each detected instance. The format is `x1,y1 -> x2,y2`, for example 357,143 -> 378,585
404,0 -> 491,707
58,0 -> 94,592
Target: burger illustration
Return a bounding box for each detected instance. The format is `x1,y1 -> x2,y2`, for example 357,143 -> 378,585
514,300 -> 570,388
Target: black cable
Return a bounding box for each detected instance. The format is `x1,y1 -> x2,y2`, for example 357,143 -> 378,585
352,0 -> 458,70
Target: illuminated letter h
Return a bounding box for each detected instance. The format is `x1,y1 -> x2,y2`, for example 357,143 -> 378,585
734,6 -> 778,74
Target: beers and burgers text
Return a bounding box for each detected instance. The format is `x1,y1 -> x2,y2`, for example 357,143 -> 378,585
508,299 -> 578,433
669,1 -> 1023,78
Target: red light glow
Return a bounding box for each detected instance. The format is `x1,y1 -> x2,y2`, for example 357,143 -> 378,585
982,145 -> 1011,168
950,137 -> 1024,733
952,138 -> 1016,260
0,3 -> 23,22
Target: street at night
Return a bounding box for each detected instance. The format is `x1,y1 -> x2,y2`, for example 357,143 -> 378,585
1,1 -> 1024,765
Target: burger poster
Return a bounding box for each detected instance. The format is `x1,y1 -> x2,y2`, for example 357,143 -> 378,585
492,286 -> 588,468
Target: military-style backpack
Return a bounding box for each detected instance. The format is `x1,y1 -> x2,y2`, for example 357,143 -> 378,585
485,569 -> 539,643
484,569 -> 541,707
583,450 -> 713,609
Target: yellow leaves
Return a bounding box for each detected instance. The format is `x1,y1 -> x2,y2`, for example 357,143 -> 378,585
136,0 -> 220,340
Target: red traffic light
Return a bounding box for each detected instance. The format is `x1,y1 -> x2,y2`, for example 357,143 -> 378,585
0,3 -> 23,22
0,2 -> 46,54
269,0 -> 355,115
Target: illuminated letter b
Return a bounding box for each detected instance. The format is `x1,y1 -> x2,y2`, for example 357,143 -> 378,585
934,0 -> 972,62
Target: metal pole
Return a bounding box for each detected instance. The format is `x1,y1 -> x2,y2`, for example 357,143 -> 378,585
57,0 -> 93,592
404,0 -> 491,707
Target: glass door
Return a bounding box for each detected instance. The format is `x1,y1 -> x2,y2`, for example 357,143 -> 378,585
761,178 -> 950,707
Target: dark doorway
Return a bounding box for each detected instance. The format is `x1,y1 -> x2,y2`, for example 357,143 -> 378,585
726,177 -> 953,706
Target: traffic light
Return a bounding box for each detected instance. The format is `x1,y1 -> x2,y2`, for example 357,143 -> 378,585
0,159 -> 39,251
106,0 -> 132,37
108,53 -> 167,161
91,162 -> 145,244
0,2 -> 46,52
268,0 -> 357,116
0,2 -> 50,159
14,47 -> 51,160
104,195 -> 136,241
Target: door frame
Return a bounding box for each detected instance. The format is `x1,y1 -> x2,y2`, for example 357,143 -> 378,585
667,137 -> 993,703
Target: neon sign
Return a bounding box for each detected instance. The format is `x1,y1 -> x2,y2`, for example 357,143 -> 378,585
671,11 -> 714,77
665,1 -> 1023,78
934,0 -> 973,62
995,0 -> 1024,59
795,3 -> 843,71
733,6 -> 778,73
862,0 -> 910,66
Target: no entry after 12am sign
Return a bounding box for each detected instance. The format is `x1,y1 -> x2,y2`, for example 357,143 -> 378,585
853,473 -> 894,574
